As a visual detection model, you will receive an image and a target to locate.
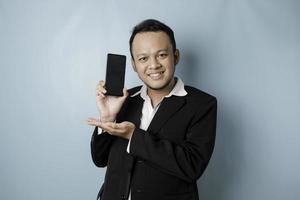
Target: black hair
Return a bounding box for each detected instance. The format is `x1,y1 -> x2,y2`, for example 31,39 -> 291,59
129,19 -> 177,59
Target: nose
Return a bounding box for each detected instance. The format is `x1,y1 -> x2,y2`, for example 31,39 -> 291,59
149,57 -> 161,69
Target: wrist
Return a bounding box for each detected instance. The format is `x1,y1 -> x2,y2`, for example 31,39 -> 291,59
100,113 -> 116,122
100,115 -> 116,123
126,125 -> 135,140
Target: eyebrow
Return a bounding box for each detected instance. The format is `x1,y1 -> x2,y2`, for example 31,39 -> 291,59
157,49 -> 168,53
136,49 -> 169,57
136,53 -> 147,57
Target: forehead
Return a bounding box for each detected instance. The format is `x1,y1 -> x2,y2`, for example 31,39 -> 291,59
132,31 -> 172,54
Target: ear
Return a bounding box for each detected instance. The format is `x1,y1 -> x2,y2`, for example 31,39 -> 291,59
174,49 -> 180,65
131,58 -> 137,72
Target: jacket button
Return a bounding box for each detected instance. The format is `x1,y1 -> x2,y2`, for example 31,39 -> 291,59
121,195 -> 126,199
136,189 -> 142,193
137,159 -> 143,163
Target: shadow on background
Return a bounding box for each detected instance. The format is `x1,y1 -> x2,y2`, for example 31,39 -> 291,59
175,45 -> 200,85
197,104 -> 244,200
178,46 -> 244,199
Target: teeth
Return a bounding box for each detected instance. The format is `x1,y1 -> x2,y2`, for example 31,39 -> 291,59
148,72 -> 163,80
149,73 -> 161,78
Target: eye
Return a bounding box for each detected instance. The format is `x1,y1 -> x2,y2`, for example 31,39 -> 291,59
138,57 -> 148,62
158,53 -> 168,58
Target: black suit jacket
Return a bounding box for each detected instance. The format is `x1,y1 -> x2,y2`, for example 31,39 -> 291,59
91,85 -> 217,200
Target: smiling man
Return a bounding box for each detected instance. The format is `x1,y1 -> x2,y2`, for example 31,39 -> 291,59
87,19 -> 217,200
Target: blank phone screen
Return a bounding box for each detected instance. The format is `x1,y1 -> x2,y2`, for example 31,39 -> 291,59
105,53 -> 126,96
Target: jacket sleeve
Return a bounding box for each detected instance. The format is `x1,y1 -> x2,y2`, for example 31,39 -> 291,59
90,127 -> 116,167
129,98 -> 217,183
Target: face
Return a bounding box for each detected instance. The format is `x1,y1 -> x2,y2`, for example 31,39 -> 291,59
131,31 -> 179,94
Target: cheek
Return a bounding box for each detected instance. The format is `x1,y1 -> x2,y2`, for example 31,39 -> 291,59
134,64 -> 147,75
164,60 -> 175,72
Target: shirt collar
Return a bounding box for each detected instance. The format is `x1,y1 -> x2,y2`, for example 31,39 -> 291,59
131,77 -> 187,99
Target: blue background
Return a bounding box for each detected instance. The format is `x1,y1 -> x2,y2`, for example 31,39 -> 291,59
0,0 -> 299,199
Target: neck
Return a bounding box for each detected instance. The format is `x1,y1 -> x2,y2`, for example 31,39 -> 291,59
147,78 -> 176,107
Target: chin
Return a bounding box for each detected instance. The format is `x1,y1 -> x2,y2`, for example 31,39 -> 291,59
143,76 -> 174,91
147,82 -> 170,91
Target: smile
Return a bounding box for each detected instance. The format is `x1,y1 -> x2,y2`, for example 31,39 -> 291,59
148,71 -> 164,80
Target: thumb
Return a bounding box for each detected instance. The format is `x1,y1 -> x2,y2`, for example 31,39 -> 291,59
122,87 -> 129,98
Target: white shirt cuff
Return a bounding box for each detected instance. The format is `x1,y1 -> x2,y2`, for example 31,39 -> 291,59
97,127 -> 103,135
126,134 -> 133,153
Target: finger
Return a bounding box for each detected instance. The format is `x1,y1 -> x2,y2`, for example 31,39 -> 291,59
86,120 -> 98,126
120,121 -> 135,130
86,118 -> 103,127
96,90 -> 106,98
96,86 -> 107,95
110,122 -> 126,129
96,80 -> 106,91
105,122 -> 119,129
87,117 -> 97,121
115,122 -> 128,129
101,124 -> 116,134
86,117 -> 97,124
86,120 -> 97,126
121,87 -> 128,99
102,122 -> 124,134
97,84 -> 107,92
99,80 -> 105,88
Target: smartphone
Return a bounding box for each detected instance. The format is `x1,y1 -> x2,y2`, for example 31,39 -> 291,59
105,53 -> 126,96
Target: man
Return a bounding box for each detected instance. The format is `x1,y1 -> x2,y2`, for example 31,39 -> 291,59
87,19 -> 217,200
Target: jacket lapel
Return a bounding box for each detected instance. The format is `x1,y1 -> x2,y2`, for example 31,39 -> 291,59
126,95 -> 144,127
147,96 -> 186,135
